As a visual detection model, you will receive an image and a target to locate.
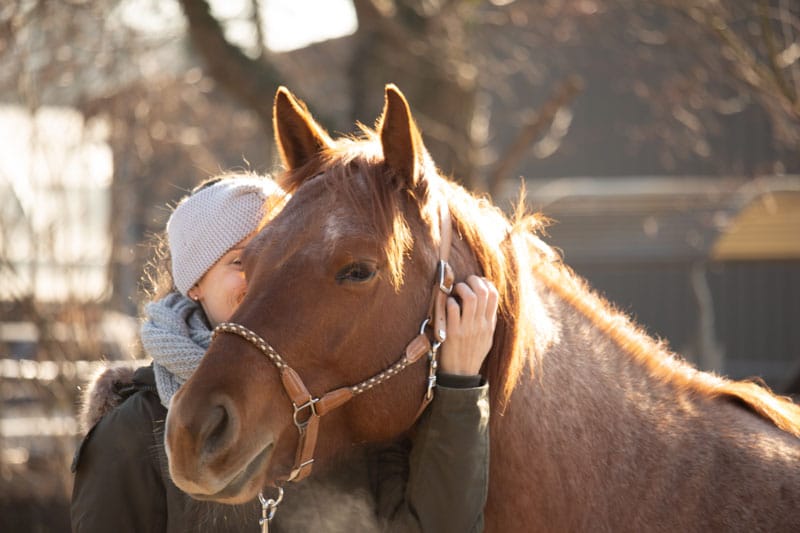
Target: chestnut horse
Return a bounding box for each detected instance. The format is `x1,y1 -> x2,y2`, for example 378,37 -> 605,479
166,85 -> 800,531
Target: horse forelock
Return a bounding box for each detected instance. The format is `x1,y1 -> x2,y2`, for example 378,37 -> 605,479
279,135 -> 417,291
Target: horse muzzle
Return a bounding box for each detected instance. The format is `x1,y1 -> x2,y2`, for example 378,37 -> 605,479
165,389 -> 274,503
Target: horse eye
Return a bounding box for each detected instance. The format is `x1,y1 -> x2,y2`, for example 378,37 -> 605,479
335,262 -> 377,283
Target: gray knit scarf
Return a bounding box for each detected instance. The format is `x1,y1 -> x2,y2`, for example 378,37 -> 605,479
140,292 -> 213,408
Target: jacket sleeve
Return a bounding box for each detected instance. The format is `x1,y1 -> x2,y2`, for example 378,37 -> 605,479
71,393 -> 168,533
373,380 -> 490,533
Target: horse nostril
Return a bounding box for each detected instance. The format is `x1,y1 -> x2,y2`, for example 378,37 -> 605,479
200,403 -> 235,457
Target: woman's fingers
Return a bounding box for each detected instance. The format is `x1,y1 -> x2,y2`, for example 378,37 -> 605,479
450,276 -> 497,327
456,276 -> 493,325
439,276 -> 499,376
453,278 -> 477,325
484,277 -> 499,323
466,275 -> 490,320
446,295 -> 461,332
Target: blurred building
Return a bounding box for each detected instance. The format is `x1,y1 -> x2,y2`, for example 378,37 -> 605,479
0,105 -> 112,304
519,175 -> 800,390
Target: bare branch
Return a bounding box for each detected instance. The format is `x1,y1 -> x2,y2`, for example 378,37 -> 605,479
663,1 -> 800,146
251,0 -> 266,59
758,0 -> 795,104
177,0 -> 282,132
487,76 -> 583,197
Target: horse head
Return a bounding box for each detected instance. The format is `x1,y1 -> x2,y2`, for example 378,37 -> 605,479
164,85 -> 493,503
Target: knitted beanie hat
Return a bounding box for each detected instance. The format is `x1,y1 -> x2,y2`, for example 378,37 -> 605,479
167,176 -> 284,295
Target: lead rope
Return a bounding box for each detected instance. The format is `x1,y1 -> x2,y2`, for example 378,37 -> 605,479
258,486 -> 284,533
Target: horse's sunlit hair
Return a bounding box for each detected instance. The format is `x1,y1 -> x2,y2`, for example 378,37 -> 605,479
276,122 -> 800,432
278,126 -> 558,409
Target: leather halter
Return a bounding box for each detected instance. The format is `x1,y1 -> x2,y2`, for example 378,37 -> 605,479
213,199 -> 455,484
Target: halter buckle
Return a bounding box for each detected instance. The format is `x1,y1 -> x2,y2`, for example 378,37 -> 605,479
287,458 -> 315,482
426,341 -> 441,401
292,397 -> 319,430
437,260 -> 453,295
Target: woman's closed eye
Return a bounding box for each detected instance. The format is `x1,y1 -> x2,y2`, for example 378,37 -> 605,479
226,253 -> 244,270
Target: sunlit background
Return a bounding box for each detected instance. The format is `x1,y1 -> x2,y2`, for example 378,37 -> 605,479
1,0 -> 799,529
2,0 -> 356,301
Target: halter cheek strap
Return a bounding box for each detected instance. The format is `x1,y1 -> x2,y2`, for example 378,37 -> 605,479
422,201 -> 454,403
212,199 -> 454,485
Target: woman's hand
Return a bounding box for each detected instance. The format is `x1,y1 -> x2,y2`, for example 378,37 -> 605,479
438,275 -> 499,376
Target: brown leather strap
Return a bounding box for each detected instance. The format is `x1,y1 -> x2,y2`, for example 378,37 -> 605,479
405,334 -> 433,364
280,367 -> 312,406
286,415 -> 318,482
438,199 -> 453,263
431,203 -> 454,343
429,260 -> 455,343
413,201 -> 455,416
277,367 -> 317,481
316,387 -> 355,415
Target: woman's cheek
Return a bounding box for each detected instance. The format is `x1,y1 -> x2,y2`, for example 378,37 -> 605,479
234,290 -> 246,308
233,277 -> 247,308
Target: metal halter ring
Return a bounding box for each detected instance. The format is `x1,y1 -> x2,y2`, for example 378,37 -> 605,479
258,486 -> 285,532
292,398 -> 319,430
419,317 -> 431,335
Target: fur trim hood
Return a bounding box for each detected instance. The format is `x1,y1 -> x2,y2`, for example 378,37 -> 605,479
78,362 -> 150,434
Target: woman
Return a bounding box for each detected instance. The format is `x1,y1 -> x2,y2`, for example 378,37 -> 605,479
71,174 -> 497,532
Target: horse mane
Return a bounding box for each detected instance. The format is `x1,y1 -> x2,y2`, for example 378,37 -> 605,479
277,128 -> 800,439
443,180 -> 800,438
533,257 -> 800,438
439,182 -> 556,411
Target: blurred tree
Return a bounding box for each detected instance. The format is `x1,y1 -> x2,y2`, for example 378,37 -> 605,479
179,0 -> 282,135
662,0 -> 799,149
176,0 -> 487,186
173,0 -> 799,187
348,0 -> 482,186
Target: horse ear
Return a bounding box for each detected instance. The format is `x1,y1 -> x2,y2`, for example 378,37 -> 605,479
273,87 -> 333,170
378,84 -> 426,189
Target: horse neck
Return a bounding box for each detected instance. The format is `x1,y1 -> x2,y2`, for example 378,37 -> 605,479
485,263 -> 800,530
460,223 -> 800,530
434,185 -> 798,435
444,209 -> 688,413
493,248 -> 800,461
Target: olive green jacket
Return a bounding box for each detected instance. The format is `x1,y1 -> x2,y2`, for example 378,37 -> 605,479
71,364 -> 489,532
